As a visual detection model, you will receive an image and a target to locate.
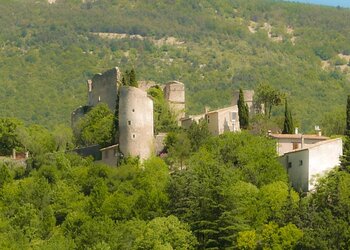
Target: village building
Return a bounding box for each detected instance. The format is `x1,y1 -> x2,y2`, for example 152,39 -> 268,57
100,144 -> 119,166
204,106 -> 240,135
181,89 -> 259,135
269,132 -> 329,156
269,127 -> 343,192
279,138 -> 342,192
180,106 -> 241,136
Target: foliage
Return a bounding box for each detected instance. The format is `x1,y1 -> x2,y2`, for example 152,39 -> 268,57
254,83 -> 284,119
282,99 -> 294,134
0,1 -> 349,131
320,106 -> 345,136
186,119 -> 211,152
238,89 -> 249,130
123,69 -> 138,88
147,86 -> 177,133
0,118 -> 23,156
341,95 -> 350,170
0,121 -> 349,248
74,104 -> 114,147
164,131 -> 191,169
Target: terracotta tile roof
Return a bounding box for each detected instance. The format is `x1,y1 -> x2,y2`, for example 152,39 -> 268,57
269,134 -> 329,140
282,138 -> 342,154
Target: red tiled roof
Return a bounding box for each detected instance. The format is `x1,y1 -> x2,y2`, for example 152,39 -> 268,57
269,134 -> 329,140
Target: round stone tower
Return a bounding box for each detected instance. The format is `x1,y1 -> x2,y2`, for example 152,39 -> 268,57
118,86 -> 154,160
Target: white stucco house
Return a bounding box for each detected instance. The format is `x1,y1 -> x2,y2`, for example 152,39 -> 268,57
269,133 -> 329,156
278,138 -> 342,192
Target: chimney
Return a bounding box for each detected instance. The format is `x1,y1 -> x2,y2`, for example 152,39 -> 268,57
315,125 -> 321,136
295,127 -> 298,134
301,134 -> 304,149
204,106 -> 210,114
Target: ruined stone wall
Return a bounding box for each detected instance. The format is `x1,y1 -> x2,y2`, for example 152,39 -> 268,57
164,81 -> 185,123
118,86 -> 154,160
71,105 -> 91,128
88,67 -> 120,111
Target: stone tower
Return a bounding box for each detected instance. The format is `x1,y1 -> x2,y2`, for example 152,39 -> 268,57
118,86 -> 154,160
232,90 -> 256,114
88,67 -> 121,111
164,81 -> 185,123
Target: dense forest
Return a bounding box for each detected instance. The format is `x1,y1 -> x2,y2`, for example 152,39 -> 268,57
1,115 -> 350,249
0,0 -> 350,131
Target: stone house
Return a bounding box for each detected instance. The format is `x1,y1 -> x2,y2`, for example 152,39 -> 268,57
204,106 -> 240,136
180,106 -> 240,136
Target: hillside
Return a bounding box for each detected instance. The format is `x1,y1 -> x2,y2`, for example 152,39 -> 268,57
1,0 -> 350,130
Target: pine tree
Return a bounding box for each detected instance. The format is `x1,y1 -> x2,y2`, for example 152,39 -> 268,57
340,95 -> 350,170
282,99 -> 294,134
238,89 -> 249,129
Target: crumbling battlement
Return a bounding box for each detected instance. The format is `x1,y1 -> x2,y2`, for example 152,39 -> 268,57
71,105 -> 91,128
88,67 -> 121,111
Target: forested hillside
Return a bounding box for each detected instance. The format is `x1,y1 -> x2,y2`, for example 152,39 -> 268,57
1,0 -> 350,130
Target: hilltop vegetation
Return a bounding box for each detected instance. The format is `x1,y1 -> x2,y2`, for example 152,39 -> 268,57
1,0 -> 350,130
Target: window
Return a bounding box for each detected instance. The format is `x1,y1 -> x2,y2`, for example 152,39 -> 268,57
128,121 -> 131,125
299,160 -> 303,166
288,162 -> 292,169
132,134 -> 136,139
293,143 -> 298,150
206,115 -> 210,124
231,112 -> 237,121
132,109 -> 135,112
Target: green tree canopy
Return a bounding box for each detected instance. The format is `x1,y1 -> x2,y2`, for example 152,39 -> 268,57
254,83 -> 284,119
75,104 -> 114,147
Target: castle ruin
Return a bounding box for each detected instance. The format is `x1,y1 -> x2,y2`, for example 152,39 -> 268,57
164,81 -> 185,124
71,67 -> 120,127
72,66 -> 184,164
88,67 -> 120,110
119,86 -> 154,160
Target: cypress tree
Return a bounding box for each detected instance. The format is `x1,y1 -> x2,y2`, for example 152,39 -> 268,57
340,95 -> 350,170
237,89 -> 249,129
129,68 -> 138,87
282,99 -> 294,134
121,76 -> 126,86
